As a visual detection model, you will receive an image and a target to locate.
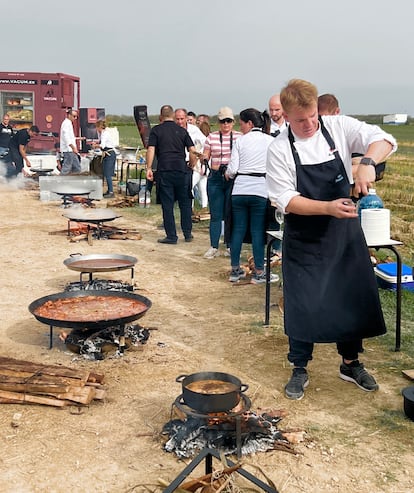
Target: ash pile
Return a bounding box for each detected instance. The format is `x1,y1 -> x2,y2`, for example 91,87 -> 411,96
64,279 -> 134,292
163,409 -> 298,458
62,278 -> 149,360
64,324 -> 150,360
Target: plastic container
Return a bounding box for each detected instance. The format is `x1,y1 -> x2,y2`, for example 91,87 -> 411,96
358,188 -> 383,221
138,187 -> 151,207
374,262 -> 414,292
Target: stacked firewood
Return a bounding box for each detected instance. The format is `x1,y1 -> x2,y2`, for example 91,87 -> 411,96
0,357 -> 105,407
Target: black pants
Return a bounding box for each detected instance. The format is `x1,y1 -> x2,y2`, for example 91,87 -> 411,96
9,147 -> 23,174
288,337 -> 364,368
158,170 -> 192,241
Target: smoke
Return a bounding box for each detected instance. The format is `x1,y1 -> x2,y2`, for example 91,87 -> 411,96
0,160 -> 33,190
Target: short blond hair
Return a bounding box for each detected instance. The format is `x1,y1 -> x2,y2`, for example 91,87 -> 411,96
280,79 -> 318,113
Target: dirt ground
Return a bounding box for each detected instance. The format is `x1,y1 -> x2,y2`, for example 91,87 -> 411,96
0,179 -> 413,493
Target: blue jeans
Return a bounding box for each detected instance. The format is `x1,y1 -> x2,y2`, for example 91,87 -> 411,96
230,195 -> 267,270
102,150 -> 116,193
207,170 -> 232,248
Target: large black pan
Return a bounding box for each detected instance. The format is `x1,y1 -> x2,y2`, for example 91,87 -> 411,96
63,253 -> 137,273
28,290 -> 151,330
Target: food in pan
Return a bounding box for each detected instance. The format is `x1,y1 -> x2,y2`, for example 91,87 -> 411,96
33,295 -> 148,322
186,380 -> 238,395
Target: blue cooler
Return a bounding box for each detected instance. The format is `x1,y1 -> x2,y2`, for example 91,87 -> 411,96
374,262 -> 414,292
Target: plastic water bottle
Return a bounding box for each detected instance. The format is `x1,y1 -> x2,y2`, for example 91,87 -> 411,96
358,188 -> 383,221
138,187 -> 146,207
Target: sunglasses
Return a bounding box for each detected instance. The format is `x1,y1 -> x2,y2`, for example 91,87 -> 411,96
219,118 -> 233,124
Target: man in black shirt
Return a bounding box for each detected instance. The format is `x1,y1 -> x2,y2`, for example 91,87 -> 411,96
146,105 -> 196,244
0,114 -> 14,156
8,125 -> 39,176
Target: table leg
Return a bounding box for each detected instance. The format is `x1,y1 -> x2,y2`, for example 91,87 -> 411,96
389,246 -> 402,352
49,325 -> 54,349
265,237 -> 277,325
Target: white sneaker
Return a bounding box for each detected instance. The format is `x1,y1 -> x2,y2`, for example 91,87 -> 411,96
204,247 -> 220,259
224,247 -> 231,257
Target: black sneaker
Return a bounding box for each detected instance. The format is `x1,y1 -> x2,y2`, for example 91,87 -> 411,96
339,361 -> 379,391
285,367 -> 309,400
184,235 -> 194,243
157,237 -> 177,244
103,192 -> 115,198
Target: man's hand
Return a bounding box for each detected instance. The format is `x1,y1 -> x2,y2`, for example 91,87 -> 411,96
327,198 -> 358,219
352,165 -> 376,198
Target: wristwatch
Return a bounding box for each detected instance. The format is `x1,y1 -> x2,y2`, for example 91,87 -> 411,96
360,157 -> 377,167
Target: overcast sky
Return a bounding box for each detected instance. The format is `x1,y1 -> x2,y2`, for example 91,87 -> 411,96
2,0 -> 413,116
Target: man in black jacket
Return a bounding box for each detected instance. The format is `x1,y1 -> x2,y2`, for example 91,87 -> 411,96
8,125 -> 39,176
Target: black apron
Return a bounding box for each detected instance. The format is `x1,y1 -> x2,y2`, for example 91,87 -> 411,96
283,120 -> 386,343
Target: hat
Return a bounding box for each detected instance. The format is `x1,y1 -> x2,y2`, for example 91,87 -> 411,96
218,107 -> 234,121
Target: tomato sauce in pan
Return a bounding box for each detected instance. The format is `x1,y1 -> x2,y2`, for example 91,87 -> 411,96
34,295 -> 147,322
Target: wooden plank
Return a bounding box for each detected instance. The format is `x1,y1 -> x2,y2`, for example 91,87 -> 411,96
0,382 -> 70,394
0,371 -> 87,388
54,386 -> 96,405
0,390 -> 67,407
0,357 -> 90,383
402,369 -> 414,380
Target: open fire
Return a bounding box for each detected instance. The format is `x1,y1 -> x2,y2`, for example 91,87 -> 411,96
163,407 -> 299,459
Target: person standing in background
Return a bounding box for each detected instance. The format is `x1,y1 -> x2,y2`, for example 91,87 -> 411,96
175,108 -> 208,210
225,108 -> 278,284
60,108 -> 81,175
317,93 -> 340,116
8,125 -> 39,175
202,107 -> 242,259
267,79 -> 397,401
268,94 -> 288,137
93,120 -> 117,198
196,114 -> 210,127
267,94 -> 288,255
187,111 -> 197,125
146,105 -> 196,244
0,114 -> 14,156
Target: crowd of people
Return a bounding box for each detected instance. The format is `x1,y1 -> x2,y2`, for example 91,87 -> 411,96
0,80 -> 398,402
144,80 -> 397,401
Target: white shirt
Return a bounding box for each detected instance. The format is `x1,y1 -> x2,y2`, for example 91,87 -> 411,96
227,129 -> 274,198
99,128 -> 116,149
60,117 -> 76,152
266,115 -> 397,213
270,119 -> 288,136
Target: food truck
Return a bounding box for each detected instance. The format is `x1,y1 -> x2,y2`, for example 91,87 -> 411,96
0,71 -> 105,154
0,72 -> 81,153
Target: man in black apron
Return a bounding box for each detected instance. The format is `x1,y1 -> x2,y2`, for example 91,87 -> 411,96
266,79 -> 397,400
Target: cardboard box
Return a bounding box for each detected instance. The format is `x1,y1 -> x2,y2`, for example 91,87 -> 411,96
374,262 -> 414,292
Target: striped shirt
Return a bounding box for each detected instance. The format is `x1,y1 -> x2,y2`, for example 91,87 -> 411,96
204,130 -> 242,169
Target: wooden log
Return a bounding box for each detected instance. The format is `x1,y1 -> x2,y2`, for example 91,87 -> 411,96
0,390 -> 68,407
0,381 -> 70,394
0,357 -> 91,382
54,386 -> 96,405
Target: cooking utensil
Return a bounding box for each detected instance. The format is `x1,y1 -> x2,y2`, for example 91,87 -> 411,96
63,208 -> 121,222
176,371 -> 249,413
402,386 -> 414,421
28,290 -> 151,349
64,253 -> 137,273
